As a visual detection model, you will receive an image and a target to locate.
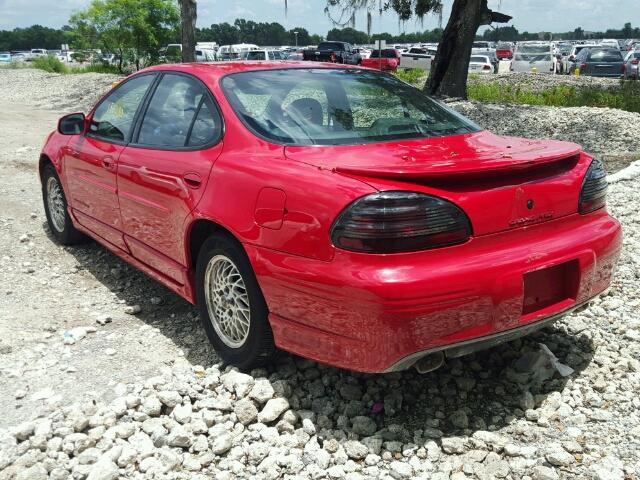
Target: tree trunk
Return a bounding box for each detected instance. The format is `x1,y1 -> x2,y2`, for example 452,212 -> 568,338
180,0 -> 197,63
425,0 -> 488,98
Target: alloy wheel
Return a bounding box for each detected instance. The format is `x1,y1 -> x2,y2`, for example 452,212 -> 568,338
46,176 -> 66,233
204,254 -> 251,348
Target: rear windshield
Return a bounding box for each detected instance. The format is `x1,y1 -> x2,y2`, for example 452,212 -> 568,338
589,49 -> 623,61
514,53 -> 552,62
221,68 -> 480,146
370,49 -> 397,58
246,51 -> 266,60
318,42 -> 346,51
517,45 -> 551,54
470,56 -> 488,63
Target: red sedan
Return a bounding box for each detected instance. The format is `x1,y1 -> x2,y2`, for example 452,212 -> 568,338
40,62 -> 621,373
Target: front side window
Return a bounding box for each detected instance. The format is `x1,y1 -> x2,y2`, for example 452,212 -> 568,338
137,73 -> 218,148
221,68 -> 479,146
89,74 -> 154,142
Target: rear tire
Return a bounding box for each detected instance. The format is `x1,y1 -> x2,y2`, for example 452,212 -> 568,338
42,164 -> 86,245
196,235 -> 276,370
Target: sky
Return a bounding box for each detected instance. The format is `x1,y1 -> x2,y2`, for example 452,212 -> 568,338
0,0 -> 638,35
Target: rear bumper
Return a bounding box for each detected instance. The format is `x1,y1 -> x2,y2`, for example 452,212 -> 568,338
246,210 -> 621,373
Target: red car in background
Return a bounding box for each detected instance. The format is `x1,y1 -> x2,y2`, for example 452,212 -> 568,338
361,48 -> 401,72
40,62 -> 621,373
496,44 -> 514,60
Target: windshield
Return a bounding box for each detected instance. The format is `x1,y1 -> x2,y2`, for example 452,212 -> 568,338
221,68 -> 480,146
470,56 -> 488,63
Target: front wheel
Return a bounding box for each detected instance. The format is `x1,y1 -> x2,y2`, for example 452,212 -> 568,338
42,164 -> 86,245
196,235 -> 276,370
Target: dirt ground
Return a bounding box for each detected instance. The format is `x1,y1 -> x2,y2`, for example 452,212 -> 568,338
0,100 -> 218,429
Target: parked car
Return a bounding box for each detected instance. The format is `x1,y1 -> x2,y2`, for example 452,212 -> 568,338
302,41 -> 361,64
40,62 -> 621,373
218,44 -> 260,61
471,41 -> 495,56
352,47 -> 371,59
245,49 -> 285,61
0,52 -> 11,63
512,43 -> 558,73
30,48 -> 47,59
399,47 -> 434,70
495,44 -> 513,60
623,50 -> 640,79
575,47 -> 626,77
564,44 -> 598,74
599,39 -> 620,49
361,49 -> 401,72
468,55 -> 495,74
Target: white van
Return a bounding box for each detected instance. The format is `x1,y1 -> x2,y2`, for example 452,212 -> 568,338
218,44 -> 260,61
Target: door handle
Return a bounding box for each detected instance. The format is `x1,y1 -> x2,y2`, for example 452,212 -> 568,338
101,156 -> 116,172
183,173 -> 202,188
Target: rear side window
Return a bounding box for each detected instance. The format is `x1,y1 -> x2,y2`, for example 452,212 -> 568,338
188,99 -> 223,147
89,75 -> 154,143
137,73 -> 221,149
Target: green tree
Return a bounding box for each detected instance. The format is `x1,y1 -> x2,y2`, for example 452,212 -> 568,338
324,0 -> 511,98
326,27 -> 369,44
482,25 -> 519,41
69,0 -> 179,71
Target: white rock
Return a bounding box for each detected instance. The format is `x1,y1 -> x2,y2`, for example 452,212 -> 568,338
258,397 -> 289,423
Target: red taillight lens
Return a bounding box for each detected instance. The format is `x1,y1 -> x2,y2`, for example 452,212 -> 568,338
483,65 -> 491,70
579,159 -> 607,214
330,52 -> 336,62
330,191 -> 472,253
631,59 -> 639,65
580,63 -> 587,71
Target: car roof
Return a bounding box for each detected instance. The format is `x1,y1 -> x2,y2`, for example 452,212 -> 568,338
139,61 -> 363,82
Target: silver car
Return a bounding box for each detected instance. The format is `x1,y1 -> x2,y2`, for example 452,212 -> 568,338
624,50 -> 640,79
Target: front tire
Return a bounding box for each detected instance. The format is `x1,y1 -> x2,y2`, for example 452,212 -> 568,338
42,164 -> 86,245
196,235 -> 276,370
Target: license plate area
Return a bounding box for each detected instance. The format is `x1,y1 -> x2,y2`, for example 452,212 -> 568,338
522,260 -> 579,315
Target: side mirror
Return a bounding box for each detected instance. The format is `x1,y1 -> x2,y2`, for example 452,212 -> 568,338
58,113 -> 85,135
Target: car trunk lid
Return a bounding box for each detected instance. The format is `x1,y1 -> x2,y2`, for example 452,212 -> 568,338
285,131 -> 588,236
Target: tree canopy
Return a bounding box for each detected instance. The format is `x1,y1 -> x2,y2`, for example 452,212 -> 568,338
68,0 -> 179,69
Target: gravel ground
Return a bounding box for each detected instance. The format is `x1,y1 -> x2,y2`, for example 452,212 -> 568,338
0,69 -> 639,480
467,72 -> 623,93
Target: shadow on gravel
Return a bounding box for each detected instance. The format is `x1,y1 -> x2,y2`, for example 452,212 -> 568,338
48,227 -> 217,366
53,225 -> 595,441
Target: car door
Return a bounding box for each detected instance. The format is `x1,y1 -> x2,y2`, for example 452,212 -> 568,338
63,73 -> 156,250
116,72 -> 224,283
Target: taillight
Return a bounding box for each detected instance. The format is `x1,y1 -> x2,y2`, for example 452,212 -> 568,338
632,59 -> 639,65
579,159 -> 607,214
330,52 -> 336,62
580,63 -> 587,72
330,191 -> 472,253
483,64 -> 491,70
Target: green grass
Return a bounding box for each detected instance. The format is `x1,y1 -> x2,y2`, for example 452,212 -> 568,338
32,55 -> 69,73
394,68 -> 428,86
72,63 -> 120,74
467,81 -> 640,114
29,55 -> 120,75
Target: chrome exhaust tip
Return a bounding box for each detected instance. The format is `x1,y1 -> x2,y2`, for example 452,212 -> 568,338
414,351 -> 445,374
